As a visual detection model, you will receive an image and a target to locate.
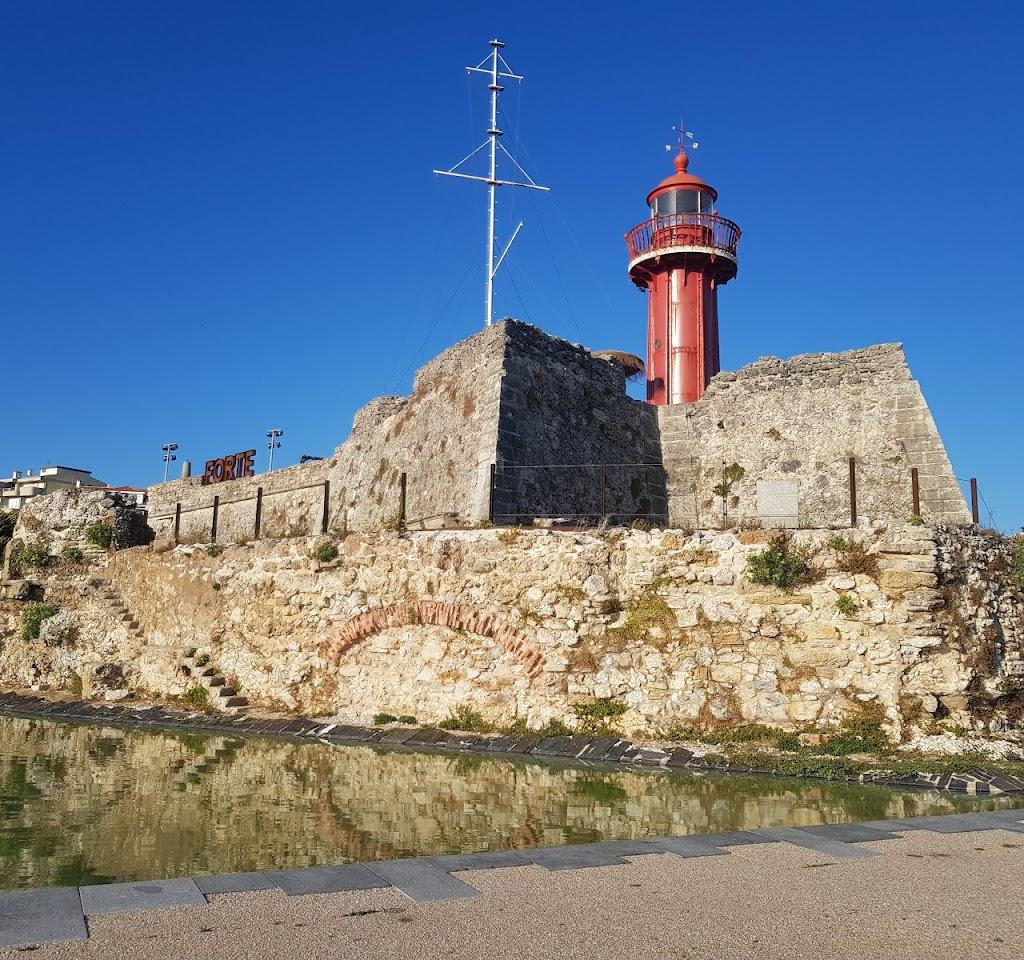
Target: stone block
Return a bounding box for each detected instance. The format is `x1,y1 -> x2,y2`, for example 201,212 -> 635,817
0,887 -> 87,949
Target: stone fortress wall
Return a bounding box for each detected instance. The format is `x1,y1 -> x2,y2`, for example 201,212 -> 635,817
146,320 -> 969,541
659,343 -> 970,530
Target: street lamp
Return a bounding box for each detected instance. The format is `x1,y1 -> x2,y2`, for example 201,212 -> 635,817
161,443 -> 179,483
266,429 -> 284,472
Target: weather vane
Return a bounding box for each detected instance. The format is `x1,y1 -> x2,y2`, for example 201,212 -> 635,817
665,118 -> 699,154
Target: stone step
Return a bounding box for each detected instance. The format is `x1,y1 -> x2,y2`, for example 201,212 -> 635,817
196,667 -> 217,678
216,687 -> 237,698
221,696 -> 248,708
201,675 -> 226,689
182,647 -> 197,658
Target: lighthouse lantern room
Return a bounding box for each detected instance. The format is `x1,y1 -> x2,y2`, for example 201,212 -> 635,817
625,138 -> 741,405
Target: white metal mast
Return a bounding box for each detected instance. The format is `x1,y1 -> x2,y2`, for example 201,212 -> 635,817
433,39 -> 549,328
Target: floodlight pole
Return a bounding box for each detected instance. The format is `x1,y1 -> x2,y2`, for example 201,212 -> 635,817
433,39 -> 550,329
266,429 -> 284,472
161,443 -> 178,483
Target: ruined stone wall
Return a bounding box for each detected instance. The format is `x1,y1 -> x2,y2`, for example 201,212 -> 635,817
0,524 -> 992,737
4,489 -> 149,574
658,343 -> 969,530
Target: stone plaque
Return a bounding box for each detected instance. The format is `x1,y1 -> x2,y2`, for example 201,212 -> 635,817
757,480 -> 799,528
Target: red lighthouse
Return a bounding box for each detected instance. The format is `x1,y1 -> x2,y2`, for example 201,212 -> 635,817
625,142 -> 741,405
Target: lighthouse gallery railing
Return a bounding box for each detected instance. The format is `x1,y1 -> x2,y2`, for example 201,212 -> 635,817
625,212 -> 741,262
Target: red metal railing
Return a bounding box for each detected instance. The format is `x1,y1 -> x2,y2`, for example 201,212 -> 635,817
625,212 -> 741,262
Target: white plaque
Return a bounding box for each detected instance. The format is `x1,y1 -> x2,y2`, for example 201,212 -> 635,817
757,480 -> 800,528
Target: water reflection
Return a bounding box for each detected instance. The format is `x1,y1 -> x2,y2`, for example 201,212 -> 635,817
0,715 -> 1011,890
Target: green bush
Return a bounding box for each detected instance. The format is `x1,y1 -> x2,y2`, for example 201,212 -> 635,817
84,522 -> 113,549
373,713 -> 398,725
181,686 -> 209,708
397,714 -> 417,724
193,653 -> 210,667
816,705 -> 890,755
20,602 -> 59,640
439,705 -> 495,733
835,593 -> 859,617
67,673 -> 83,698
531,718 -> 574,738
832,538 -> 879,577
907,514 -> 925,526
745,539 -> 809,589
60,546 -> 85,566
13,541 -> 53,571
205,543 -> 223,557
311,542 -> 339,564
574,698 -> 628,735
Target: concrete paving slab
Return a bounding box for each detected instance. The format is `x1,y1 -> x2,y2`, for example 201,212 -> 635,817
364,859 -> 479,902
914,813 -> 1022,834
696,830 -> 777,847
647,836 -> 729,858
0,887 -> 87,948
428,850 -> 532,873
523,845 -> 629,871
79,878 -> 207,916
753,827 -> 878,859
194,871 -> 276,895
266,863 -> 390,896
802,823 -> 902,843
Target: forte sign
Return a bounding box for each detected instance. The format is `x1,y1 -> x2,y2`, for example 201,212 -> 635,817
203,450 -> 257,485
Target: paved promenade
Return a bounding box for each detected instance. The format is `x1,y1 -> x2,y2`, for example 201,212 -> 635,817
1,809 -> 1023,959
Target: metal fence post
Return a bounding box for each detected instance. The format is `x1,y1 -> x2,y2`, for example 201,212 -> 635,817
398,472 -> 407,532
322,479 -> 330,534
848,457 -> 857,526
600,464 -> 607,519
488,463 -> 496,524
173,502 -> 181,544
211,495 -> 220,543
910,467 -> 921,518
970,478 -> 979,525
254,487 -> 263,539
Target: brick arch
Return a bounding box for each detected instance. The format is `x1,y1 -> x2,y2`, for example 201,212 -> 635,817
321,601 -> 546,680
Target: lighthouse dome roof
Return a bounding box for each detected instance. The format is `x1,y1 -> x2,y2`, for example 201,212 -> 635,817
646,149 -> 717,206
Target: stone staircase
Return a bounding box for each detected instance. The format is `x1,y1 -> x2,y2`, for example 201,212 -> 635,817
180,647 -> 249,713
88,576 -> 144,642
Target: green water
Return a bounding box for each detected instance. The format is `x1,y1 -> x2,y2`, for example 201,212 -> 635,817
0,714 -> 1013,890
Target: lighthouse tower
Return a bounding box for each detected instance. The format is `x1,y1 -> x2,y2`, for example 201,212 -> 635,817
625,142 -> 741,405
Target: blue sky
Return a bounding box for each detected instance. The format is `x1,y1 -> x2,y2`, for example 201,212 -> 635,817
2,1 -> 1021,531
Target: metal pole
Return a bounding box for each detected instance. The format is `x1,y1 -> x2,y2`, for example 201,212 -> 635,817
398,472 -> 407,532
911,467 -> 920,518
848,457 -> 857,526
211,495 -> 220,543
173,502 -> 181,544
600,465 -> 606,519
488,463 -> 496,524
484,42 -> 499,328
254,487 -> 263,539
321,480 -> 330,535
970,478 -> 979,525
